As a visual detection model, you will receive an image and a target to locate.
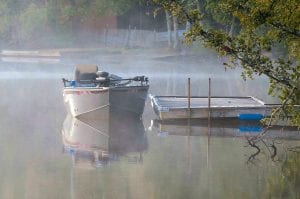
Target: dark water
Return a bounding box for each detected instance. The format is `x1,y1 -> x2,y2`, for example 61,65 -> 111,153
0,51 -> 299,199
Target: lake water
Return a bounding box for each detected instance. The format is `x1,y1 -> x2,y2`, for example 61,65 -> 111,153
0,50 -> 299,199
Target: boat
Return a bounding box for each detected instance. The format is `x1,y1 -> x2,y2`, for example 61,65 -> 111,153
62,64 -> 149,117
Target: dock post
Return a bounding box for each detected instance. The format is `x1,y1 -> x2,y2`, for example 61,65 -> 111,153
188,78 -> 191,118
208,78 -> 211,133
208,78 -> 211,119
207,78 -> 211,168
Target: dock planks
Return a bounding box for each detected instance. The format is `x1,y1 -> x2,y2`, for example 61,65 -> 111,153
150,95 -> 274,120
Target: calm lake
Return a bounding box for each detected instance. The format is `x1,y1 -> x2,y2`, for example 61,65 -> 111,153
0,49 -> 299,199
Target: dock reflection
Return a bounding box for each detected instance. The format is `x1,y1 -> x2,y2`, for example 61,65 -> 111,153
150,118 -> 300,140
62,111 -> 148,168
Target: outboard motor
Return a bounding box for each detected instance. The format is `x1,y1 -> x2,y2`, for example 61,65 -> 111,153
97,71 -> 109,78
74,64 -> 98,84
96,71 -> 110,86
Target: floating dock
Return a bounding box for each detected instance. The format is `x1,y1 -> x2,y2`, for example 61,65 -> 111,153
1,50 -> 61,64
1,50 -> 61,57
150,95 -> 278,120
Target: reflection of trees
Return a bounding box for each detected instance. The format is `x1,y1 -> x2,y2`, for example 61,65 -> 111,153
246,137 -> 261,165
245,123 -> 300,165
246,137 -> 279,165
263,153 -> 300,198
245,134 -> 300,198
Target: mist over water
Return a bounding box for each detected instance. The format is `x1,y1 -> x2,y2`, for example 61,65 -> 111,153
0,0 -> 298,197
0,46 -> 298,199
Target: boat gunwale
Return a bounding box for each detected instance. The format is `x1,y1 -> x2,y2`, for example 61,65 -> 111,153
111,85 -> 149,89
63,87 -> 109,92
63,85 -> 149,91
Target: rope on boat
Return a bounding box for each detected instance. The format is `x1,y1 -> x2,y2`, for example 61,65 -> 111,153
75,104 -> 110,121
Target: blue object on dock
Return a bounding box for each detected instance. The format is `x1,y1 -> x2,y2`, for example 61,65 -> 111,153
239,126 -> 262,133
239,113 -> 264,120
64,146 -> 75,154
70,80 -> 76,87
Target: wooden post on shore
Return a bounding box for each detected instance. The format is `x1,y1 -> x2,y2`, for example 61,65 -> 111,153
125,25 -> 131,48
104,24 -> 108,47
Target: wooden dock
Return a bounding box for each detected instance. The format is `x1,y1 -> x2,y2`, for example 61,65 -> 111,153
150,95 -> 277,120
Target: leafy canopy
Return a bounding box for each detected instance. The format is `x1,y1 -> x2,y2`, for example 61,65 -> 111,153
153,0 -> 300,127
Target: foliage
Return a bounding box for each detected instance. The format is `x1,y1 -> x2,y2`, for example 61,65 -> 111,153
205,0 -> 236,30
221,0 -> 300,59
153,0 -> 300,127
94,0 -> 140,16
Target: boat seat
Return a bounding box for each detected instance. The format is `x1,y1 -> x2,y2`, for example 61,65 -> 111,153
74,64 -> 98,83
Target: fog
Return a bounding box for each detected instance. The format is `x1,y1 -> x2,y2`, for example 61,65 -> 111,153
0,1 -> 298,199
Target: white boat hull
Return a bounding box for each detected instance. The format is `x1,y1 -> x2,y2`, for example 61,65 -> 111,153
63,87 -> 110,117
63,85 -> 149,118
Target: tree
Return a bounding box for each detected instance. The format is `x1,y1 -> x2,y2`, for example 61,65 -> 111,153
0,0 -> 142,46
94,0 -> 140,16
153,0 -> 300,127
165,10 -> 173,48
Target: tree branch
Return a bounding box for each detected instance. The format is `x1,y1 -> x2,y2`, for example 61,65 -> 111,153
269,22 -> 300,38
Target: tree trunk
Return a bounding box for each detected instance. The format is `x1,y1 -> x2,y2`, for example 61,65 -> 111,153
196,0 -> 206,25
197,0 -> 206,14
229,16 -> 238,37
165,10 -> 173,49
173,15 -> 180,50
186,21 -> 191,31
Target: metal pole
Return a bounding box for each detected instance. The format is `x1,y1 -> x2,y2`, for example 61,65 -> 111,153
208,78 -> 211,122
207,78 -> 211,168
188,78 -> 191,118
187,78 -> 191,138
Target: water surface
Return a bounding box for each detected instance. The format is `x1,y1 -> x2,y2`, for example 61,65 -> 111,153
0,51 -> 299,199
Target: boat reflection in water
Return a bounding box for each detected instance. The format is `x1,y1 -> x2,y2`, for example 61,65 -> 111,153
62,111 -> 148,168
150,118 -> 300,140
